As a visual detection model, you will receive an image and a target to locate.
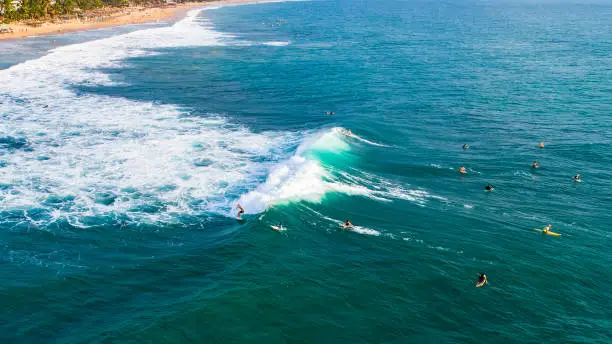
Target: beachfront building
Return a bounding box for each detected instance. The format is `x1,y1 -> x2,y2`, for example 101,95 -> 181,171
1,0 -> 58,15
0,0 -> 22,13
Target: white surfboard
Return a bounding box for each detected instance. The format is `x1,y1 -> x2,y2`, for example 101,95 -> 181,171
270,225 -> 286,232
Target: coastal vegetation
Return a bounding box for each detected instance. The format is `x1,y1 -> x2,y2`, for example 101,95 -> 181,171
0,0 -> 170,22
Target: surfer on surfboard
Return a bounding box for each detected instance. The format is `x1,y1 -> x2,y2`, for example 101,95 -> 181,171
532,161 -> 540,169
573,174 -> 581,182
342,219 -> 354,229
236,204 -> 245,220
459,166 -> 467,174
475,273 -> 488,288
270,221 -> 285,231
534,224 -> 561,236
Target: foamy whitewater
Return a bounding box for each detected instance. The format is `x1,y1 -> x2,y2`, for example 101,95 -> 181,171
0,10 -> 283,224
0,8 -> 442,226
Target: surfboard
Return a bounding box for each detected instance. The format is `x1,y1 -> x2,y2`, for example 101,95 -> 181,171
270,225 -> 285,232
533,228 -> 561,236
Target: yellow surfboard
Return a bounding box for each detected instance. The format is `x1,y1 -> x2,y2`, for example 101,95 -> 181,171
534,228 -> 561,236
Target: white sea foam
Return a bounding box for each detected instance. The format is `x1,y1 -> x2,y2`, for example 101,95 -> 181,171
350,225 -> 381,236
340,169 -> 447,205
0,9 -> 292,225
262,41 -> 291,46
304,207 -> 463,250
234,129 -> 445,214
332,127 -> 389,147
303,207 -> 381,237
0,5 -> 442,227
234,129 -> 377,214
514,170 -> 535,179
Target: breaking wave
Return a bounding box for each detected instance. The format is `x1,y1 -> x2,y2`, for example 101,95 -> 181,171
233,127 -> 445,215
0,9 -> 293,226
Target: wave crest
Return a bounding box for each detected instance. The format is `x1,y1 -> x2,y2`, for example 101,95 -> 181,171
234,128 -> 444,215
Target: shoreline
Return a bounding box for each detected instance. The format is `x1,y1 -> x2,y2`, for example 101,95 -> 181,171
0,0 -> 267,41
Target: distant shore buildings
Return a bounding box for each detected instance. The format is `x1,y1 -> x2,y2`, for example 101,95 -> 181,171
0,0 -> 25,14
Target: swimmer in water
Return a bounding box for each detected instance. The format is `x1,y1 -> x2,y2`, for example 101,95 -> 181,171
573,174 -> 581,182
532,161 -> 539,169
343,220 -> 354,229
539,141 -> 545,148
236,204 -> 245,220
543,224 -> 552,234
475,273 -> 488,288
327,111 -> 335,115
485,184 -> 493,191
463,144 -> 469,150
459,166 -> 467,174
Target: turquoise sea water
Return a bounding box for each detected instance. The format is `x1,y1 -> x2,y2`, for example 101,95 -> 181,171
1,0 -> 611,342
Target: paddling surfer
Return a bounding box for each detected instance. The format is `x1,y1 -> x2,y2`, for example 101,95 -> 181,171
476,273 -> 488,288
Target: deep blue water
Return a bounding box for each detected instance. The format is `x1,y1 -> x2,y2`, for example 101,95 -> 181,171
1,0 -> 611,343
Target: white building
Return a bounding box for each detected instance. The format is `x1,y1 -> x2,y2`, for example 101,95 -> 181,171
11,0 -> 22,10
1,0 -> 23,13
2,0 -> 57,14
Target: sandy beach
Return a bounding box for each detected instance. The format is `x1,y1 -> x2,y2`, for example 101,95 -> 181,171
0,0 -> 265,40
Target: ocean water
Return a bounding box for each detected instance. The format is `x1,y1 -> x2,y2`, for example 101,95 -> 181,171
1,0 -> 611,342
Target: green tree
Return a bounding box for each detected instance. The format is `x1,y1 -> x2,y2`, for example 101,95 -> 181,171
52,0 -> 76,15
76,0 -> 102,11
1,0 -> 14,17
